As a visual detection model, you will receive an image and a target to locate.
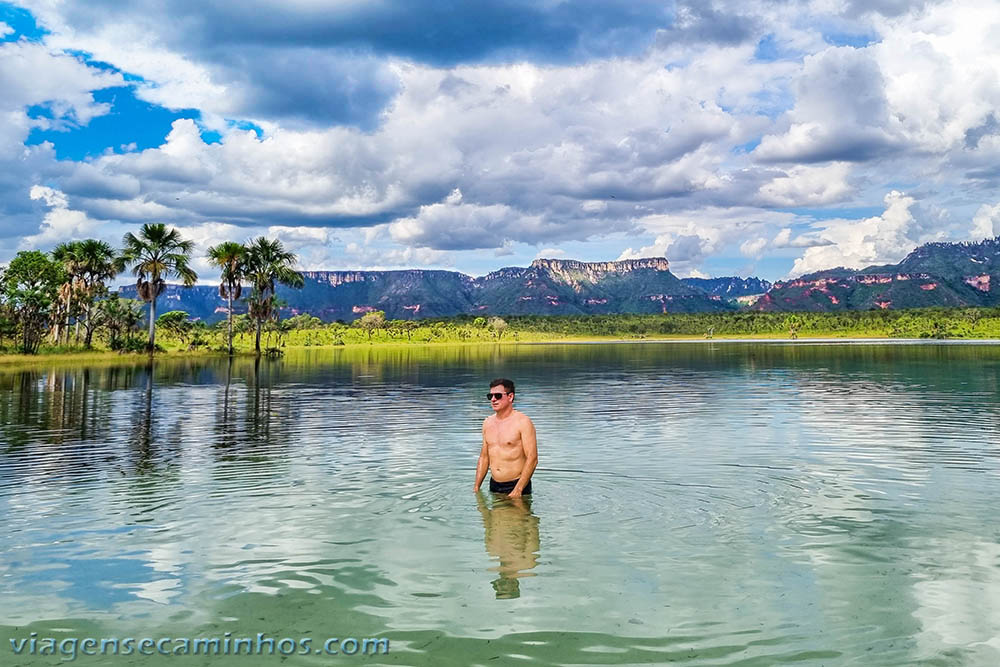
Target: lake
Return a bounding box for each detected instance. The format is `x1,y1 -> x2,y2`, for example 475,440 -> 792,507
2,342 -> 999,666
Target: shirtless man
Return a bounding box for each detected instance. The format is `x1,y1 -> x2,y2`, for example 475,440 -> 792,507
474,378 -> 538,498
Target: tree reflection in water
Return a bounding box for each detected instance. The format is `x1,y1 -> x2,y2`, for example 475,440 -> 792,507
247,355 -> 275,442
476,491 -> 540,599
129,363 -> 155,474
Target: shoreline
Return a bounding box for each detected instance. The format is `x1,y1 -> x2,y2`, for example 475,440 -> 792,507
531,336 -> 1000,345
2,334 -> 999,368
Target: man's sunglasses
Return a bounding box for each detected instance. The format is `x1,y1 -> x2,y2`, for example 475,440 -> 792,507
486,392 -> 510,401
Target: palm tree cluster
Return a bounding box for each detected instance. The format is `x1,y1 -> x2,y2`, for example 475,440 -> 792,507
207,236 -> 304,355
2,222 -> 304,356
50,239 -> 119,347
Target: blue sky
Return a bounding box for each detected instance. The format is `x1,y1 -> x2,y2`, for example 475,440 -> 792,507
2,0 -> 999,282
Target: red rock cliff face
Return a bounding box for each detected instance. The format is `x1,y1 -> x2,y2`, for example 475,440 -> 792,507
771,273 -> 935,291
964,275 -> 990,291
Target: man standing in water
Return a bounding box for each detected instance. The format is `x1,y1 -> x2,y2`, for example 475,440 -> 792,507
474,378 -> 538,497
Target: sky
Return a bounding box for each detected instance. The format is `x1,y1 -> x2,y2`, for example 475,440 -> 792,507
1,0 -> 999,283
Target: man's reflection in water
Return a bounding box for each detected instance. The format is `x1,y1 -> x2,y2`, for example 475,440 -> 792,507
476,491 -> 540,599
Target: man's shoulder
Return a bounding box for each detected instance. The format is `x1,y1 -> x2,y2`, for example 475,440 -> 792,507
513,410 -> 534,425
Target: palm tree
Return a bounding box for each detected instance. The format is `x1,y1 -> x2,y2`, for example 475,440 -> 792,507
50,241 -> 83,344
75,239 -> 119,347
119,223 -> 198,351
206,241 -> 246,355
243,237 -> 304,355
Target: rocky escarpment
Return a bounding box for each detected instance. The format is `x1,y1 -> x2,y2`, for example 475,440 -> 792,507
527,258 -> 671,293
477,266 -> 529,284
299,270 -> 374,287
682,276 -> 772,300
125,257 -> 732,322
531,257 -> 670,277
128,239 -> 1000,321
470,257 -> 729,315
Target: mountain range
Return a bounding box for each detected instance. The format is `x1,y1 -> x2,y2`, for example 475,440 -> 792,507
125,257 -> 739,323
755,238 -> 1000,311
121,238 -> 1000,322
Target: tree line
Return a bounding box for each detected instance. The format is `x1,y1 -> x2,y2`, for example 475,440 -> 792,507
157,308 -> 1000,349
0,223 -> 302,355
5,222 -> 1000,356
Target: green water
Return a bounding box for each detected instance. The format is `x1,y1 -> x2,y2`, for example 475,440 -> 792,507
2,342 -> 1000,666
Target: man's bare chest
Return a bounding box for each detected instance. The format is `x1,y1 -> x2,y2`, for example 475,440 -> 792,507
485,419 -> 521,449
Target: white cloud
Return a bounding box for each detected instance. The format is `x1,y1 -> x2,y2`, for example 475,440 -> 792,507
757,163 -> 852,206
29,185 -> 68,210
618,232 -> 717,277
45,48 -> 777,247
169,221 -> 250,283
772,228 -> 793,247
61,163 -> 142,200
180,222 -> 343,280
772,227 -> 833,249
388,190 -> 544,251
33,11 -> 234,119
684,267 -> 710,279
0,41 -> 123,130
23,186 -> 105,248
0,22 -> 12,38
343,242 -> 450,270
534,248 -> 567,259
619,206 -> 798,275
873,0 -> 1000,154
266,225 -> 336,249
7,0 -> 1000,282
740,236 -> 768,258
266,225 -> 341,271
754,0 -> 1000,169
68,118 -> 416,226
0,40 -> 124,256
971,203 -> 1000,240
754,46 -> 898,163
494,240 -> 515,257
0,40 -> 122,259
788,190 -> 931,276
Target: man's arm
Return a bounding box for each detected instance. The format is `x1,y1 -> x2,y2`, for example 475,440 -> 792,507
474,423 -> 490,490
509,418 -> 537,498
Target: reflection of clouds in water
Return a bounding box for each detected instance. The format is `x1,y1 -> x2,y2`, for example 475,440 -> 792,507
0,559 -> 80,624
779,375 -> 945,495
3,346 -> 1000,661
130,577 -> 182,605
787,371 -> 1000,456
911,538 -> 1000,660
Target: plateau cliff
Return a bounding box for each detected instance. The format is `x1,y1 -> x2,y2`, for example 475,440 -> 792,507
122,257 -> 732,322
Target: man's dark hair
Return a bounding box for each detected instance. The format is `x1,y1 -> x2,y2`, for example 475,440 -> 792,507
490,378 -> 515,395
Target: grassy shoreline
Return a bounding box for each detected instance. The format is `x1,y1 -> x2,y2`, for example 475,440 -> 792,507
3,332 -> 998,368
6,306 -> 1000,366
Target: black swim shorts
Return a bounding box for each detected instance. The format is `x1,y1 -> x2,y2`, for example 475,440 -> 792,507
489,477 -> 532,495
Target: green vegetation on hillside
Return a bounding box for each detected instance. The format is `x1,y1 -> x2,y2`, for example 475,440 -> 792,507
500,309 -> 1000,339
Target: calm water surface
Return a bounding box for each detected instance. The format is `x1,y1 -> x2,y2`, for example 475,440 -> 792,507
2,342 -> 1000,666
